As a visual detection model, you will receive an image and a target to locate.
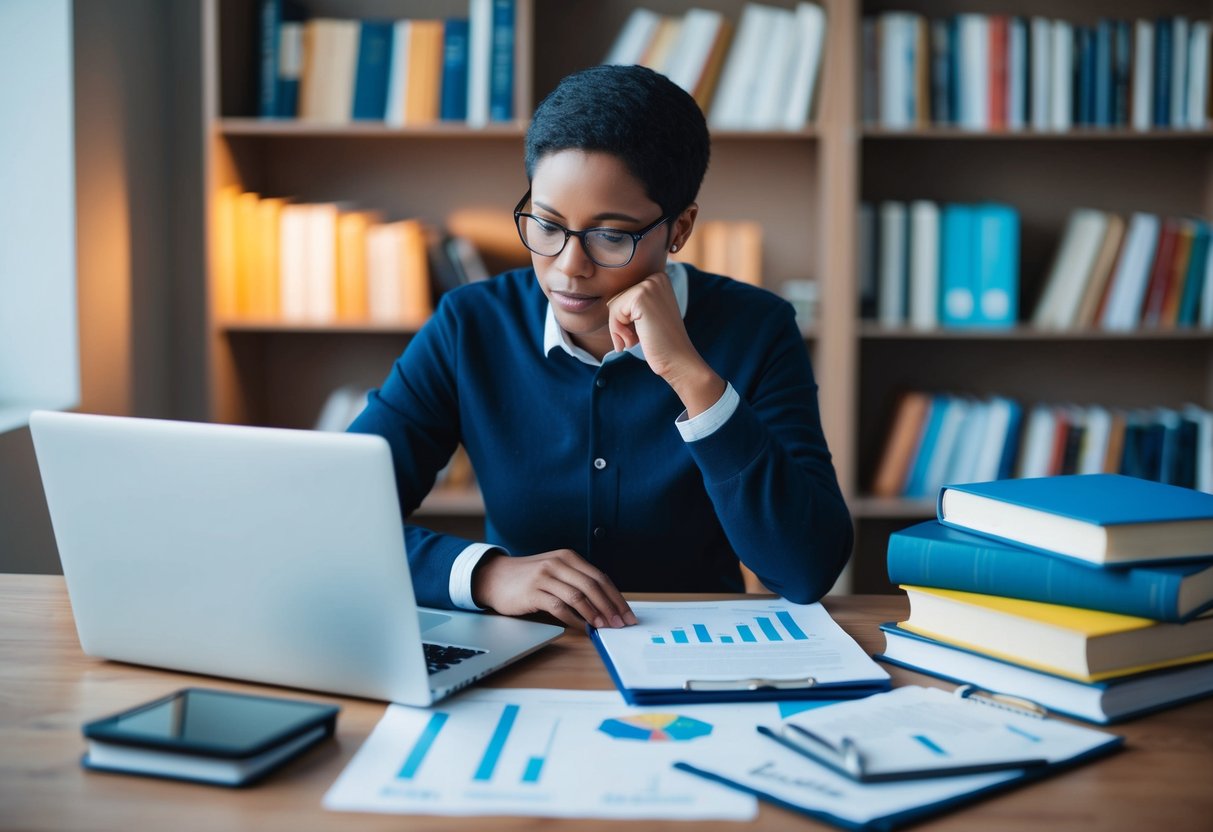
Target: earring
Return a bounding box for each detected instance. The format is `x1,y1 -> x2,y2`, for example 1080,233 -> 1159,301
670,244 -> 679,252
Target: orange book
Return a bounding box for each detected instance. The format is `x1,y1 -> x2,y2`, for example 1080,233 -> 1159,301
1139,218 -> 1180,327
212,185 -> 240,319
404,21 -> 444,125
727,221 -> 763,286
872,391 -> 931,498
1103,409 -> 1127,473
336,210 -> 378,320
252,197 -> 286,318
700,221 -> 729,277
1159,220 -> 1196,327
1073,213 -> 1126,329
639,16 -> 679,71
1046,408 -> 1071,475
366,220 -> 433,327
692,20 -> 734,113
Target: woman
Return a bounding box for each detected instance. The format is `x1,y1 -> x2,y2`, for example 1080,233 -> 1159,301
349,65 -> 851,630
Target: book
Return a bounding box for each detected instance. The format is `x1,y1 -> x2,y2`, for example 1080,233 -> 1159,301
1131,19 -> 1154,131
888,520 -> 1213,622
488,0 -> 515,122
877,623 -> 1213,724
466,0 -> 492,127
298,19 -> 359,124
939,203 -> 975,327
781,2 -> 826,129
1100,212 -> 1160,330
351,21 -> 394,121
871,391 -> 931,498
1072,212 -> 1125,329
438,18 -> 470,121
907,200 -> 939,330
972,203 -> 1018,327
877,201 -> 907,326
1033,209 -> 1107,329
82,688 -> 338,787
938,473 -> 1213,566
603,7 -> 661,66
900,585 -> 1213,681
258,0 -> 305,118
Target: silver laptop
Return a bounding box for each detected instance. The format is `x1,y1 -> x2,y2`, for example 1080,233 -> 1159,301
29,410 -> 563,706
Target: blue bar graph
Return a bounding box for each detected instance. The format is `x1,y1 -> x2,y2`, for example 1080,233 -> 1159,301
522,756 -> 544,783
398,712 -> 449,779
693,624 -> 711,643
651,636 -> 665,644
756,616 -> 783,641
672,629 -> 689,644
737,625 -> 757,642
776,611 -> 808,640
720,635 -> 734,643
473,704 -> 519,782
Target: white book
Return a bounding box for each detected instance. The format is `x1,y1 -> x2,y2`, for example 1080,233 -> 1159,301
1033,209 -> 1108,329
1132,20 -> 1154,131
304,204 -> 338,321
781,2 -> 827,129
1017,404 -> 1056,479
384,20 -> 411,127
957,14 -> 989,131
877,201 -> 907,326
366,223 -> 402,324
1077,404 -> 1112,475
466,0 -> 492,128
1171,17 -> 1190,129
1185,404 -> 1213,493
1049,20 -> 1073,132
1100,212 -> 1161,330
1029,17 -> 1052,130
923,398 -> 970,495
1203,232 -> 1213,326
746,7 -> 799,129
603,7 -> 661,66
1188,22 -> 1211,129
972,396 -> 1014,482
709,4 -> 771,129
278,204 -> 310,320
663,9 -> 724,94
879,13 -> 917,129
907,200 -> 940,330
1007,17 -> 1027,130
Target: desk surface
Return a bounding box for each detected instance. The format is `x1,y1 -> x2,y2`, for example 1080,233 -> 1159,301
2,574 -> 1211,831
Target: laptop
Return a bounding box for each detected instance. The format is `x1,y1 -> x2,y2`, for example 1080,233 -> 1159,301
29,410 -> 563,706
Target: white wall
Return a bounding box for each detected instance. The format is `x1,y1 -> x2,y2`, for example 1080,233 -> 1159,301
0,0 -> 78,431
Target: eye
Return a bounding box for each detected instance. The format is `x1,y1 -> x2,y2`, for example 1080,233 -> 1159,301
595,231 -> 626,245
532,217 -> 561,234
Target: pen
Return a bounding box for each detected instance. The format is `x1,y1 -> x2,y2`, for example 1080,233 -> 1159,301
782,724 -> 866,777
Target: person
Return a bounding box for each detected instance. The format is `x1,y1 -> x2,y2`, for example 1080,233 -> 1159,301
348,64 -> 852,631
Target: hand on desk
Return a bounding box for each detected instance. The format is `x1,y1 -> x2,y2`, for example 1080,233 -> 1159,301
471,549 -> 638,630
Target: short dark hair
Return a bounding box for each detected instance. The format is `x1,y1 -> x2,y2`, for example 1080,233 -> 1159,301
524,65 -> 710,218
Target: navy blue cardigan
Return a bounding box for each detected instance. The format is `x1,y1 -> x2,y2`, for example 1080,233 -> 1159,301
348,266 -> 852,608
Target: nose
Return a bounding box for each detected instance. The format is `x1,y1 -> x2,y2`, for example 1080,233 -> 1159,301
553,233 -> 595,278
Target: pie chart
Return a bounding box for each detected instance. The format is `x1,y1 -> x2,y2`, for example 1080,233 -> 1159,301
598,713 -> 713,742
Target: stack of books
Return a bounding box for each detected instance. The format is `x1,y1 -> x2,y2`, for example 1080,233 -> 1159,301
877,473 -> 1213,723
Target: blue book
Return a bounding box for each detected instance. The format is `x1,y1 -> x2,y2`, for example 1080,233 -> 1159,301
1177,222 -> 1210,325
971,204 -> 1019,327
1112,20 -> 1132,126
488,0 -> 515,121
258,0 -> 305,118
1154,18 -> 1172,127
1093,20 -> 1112,126
995,399 -> 1023,480
903,397 -> 950,499
439,19 -> 470,120
938,474 -> 1213,567
1077,26 -> 1095,126
888,520 -> 1213,622
939,205 -> 976,327
351,21 -> 395,121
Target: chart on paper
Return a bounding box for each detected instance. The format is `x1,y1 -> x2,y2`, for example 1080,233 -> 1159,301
595,600 -> 891,690
322,689 -> 762,819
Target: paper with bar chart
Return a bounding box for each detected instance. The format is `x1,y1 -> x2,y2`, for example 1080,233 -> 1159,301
322,688 -> 764,819
594,600 -> 890,692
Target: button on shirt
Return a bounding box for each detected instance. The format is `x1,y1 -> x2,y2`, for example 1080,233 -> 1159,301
448,262 -> 740,610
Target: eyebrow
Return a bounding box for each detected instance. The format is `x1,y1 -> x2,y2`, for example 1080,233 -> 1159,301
533,199 -> 643,224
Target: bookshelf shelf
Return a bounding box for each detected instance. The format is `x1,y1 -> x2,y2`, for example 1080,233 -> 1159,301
197,0 -> 1212,592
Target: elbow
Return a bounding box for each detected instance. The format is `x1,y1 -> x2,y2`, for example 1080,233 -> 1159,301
776,512 -> 854,605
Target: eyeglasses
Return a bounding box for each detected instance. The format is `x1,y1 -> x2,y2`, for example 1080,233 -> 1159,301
513,189 -> 672,269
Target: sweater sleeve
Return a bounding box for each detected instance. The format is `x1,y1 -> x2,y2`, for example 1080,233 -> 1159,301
683,304 -> 852,604
346,296 -> 481,609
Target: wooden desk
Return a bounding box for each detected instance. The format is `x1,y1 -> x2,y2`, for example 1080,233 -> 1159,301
2,574 -> 1211,831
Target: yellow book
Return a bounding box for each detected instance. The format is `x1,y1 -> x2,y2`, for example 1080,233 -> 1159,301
233,191 -> 261,318
900,585 -> 1213,682
253,197 -> 286,319
336,210 -> 377,321
212,185 -> 240,319
404,20 -> 444,125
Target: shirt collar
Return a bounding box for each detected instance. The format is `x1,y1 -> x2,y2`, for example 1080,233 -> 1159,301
543,261 -> 689,367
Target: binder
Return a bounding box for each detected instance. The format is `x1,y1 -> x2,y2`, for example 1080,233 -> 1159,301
589,600 -> 891,705
674,684 -> 1123,831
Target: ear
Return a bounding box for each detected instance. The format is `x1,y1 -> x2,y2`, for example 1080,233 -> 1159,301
669,203 -> 699,252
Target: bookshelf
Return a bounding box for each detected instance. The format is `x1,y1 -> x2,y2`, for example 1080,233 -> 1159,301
199,0 -> 1213,592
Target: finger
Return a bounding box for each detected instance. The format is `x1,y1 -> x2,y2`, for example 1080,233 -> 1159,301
535,589 -> 597,630
548,563 -> 630,628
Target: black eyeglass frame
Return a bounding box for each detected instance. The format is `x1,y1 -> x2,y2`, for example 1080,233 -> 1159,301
513,189 -> 673,269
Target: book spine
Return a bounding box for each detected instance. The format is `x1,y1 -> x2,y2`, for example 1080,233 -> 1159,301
488,0 -> 515,121
440,18 -> 470,121
887,529 -> 1184,621
351,21 -> 394,121
259,0 -> 281,117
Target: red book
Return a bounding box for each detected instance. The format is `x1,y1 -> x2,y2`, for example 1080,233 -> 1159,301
1139,219 -> 1180,327
1045,408 -> 1070,476
988,16 -> 1008,130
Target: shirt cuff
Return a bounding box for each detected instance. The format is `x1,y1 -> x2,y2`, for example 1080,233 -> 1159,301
675,382 -> 740,442
449,542 -> 506,611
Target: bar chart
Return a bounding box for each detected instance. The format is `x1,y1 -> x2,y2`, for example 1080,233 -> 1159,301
649,610 -> 810,645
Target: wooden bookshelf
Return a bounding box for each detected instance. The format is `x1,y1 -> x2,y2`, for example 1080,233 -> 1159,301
199,0 -> 1213,592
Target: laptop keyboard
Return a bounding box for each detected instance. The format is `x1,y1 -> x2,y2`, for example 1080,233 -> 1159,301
423,642 -> 485,675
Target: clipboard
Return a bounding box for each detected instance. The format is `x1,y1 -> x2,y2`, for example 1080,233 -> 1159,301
673,684 -> 1125,831
588,600 -> 891,705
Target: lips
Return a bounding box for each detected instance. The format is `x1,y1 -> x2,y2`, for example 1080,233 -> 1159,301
551,291 -> 600,313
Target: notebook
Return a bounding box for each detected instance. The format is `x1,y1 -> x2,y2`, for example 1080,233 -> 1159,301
29,410 -> 563,706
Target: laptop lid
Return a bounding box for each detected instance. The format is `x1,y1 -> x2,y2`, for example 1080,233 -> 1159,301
29,411 -> 562,705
